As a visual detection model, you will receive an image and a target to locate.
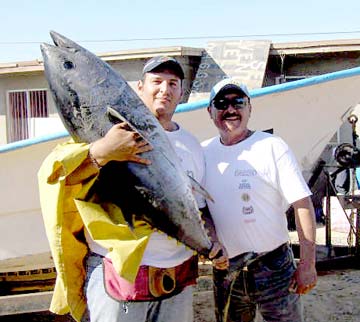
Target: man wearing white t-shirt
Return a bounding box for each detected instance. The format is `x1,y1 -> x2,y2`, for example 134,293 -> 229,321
39,56 -> 225,322
201,78 -> 317,322
83,57 -> 225,322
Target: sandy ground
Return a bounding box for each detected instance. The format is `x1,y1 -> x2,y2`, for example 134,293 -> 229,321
194,268 -> 360,322
194,226 -> 360,322
1,227 -> 360,321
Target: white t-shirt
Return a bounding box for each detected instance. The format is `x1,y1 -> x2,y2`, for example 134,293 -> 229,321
86,125 -> 206,268
141,125 -> 206,267
201,131 -> 311,258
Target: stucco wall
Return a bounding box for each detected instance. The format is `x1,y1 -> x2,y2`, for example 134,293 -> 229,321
0,55 -> 199,145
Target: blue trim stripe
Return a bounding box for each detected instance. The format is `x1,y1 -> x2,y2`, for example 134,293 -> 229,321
0,131 -> 69,153
175,65 -> 360,113
2,65 -> 360,153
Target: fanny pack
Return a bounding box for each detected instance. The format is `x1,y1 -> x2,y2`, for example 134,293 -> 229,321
103,255 -> 198,301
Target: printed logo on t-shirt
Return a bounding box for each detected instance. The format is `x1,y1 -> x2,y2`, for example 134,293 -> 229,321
234,169 -> 257,177
242,206 -> 254,215
241,193 -> 250,202
238,180 -> 251,190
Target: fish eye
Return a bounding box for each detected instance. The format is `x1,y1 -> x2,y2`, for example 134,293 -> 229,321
63,60 -> 74,70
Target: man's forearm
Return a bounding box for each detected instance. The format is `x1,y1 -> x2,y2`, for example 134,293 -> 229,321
293,197 -> 317,265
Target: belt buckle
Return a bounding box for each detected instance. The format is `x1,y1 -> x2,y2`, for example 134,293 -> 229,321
242,252 -> 258,271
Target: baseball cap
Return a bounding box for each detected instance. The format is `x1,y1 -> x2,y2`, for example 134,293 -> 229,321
142,56 -> 185,79
209,78 -> 250,104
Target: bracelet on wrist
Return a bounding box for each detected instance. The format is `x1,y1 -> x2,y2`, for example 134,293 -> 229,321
88,146 -> 102,170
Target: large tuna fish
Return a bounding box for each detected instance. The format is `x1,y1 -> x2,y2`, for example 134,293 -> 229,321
40,31 -> 213,256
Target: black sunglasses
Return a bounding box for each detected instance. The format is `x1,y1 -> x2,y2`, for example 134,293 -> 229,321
212,97 -> 249,110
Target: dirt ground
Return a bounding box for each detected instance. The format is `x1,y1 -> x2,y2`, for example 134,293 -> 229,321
2,227 -> 360,321
194,269 -> 360,322
3,268 -> 360,322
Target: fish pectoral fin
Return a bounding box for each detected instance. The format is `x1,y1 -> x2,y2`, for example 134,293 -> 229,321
188,176 -> 215,203
106,106 -> 150,143
106,105 -> 128,124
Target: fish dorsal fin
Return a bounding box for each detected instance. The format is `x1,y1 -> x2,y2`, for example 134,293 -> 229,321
188,176 -> 214,203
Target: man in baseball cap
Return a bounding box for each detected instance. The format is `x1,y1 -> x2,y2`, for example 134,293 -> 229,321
209,78 -> 250,104
202,77 -> 317,321
142,56 -> 185,80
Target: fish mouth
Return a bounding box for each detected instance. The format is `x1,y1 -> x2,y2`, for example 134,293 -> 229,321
40,43 -> 50,56
50,30 -> 70,48
40,42 -> 58,61
40,31 -> 71,58
40,31 -> 81,64
48,30 -> 80,53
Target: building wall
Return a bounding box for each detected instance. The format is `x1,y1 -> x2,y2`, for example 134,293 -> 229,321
264,51 -> 360,168
0,55 -> 200,145
265,52 -> 360,86
0,74 -> 48,145
1,45 -> 360,146
0,137 -> 67,260
284,52 -> 360,76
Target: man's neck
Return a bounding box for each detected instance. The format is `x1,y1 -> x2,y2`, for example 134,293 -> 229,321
161,120 -> 179,132
220,129 -> 253,146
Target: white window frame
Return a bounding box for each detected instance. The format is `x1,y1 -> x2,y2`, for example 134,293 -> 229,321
6,88 -> 48,143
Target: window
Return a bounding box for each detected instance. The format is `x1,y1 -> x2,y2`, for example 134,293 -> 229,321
7,89 -> 48,142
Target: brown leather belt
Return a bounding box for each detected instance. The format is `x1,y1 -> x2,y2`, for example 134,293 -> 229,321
248,242 -> 290,269
227,242 -> 290,272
